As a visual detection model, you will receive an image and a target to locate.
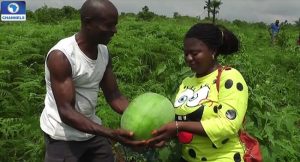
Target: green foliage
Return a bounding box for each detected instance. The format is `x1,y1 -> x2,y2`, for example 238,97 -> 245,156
253,22 -> 267,29
277,29 -> 296,49
0,6 -> 299,162
0,117 -> 44,162
34,5 -> 79,24
294,18 -> 300,27
61,6 -> 79,19
137,6 -> 156,21
173,12 -> 181,18
34,6 -> 63,24
233,19 -> 249,27
26,10 -> 34,20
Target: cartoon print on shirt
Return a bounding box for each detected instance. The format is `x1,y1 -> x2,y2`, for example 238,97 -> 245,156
174,85 -> 210,144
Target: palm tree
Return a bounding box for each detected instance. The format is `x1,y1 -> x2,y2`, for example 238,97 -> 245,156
204,0 -> 211,19
211,0 -> 222,24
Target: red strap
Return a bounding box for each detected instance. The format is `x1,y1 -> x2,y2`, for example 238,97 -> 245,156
216,66 -> 261,160
216,65 -> 223,93
216,65 -> 230,92
216,65 -> 246,125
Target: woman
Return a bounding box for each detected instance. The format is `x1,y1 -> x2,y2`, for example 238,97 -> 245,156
147,23 -> 248,162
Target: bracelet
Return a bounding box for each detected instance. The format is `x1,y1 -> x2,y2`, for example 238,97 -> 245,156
175,121 -> 179,136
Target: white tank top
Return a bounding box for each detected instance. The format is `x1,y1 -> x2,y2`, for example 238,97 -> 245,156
40,34 -> 109,141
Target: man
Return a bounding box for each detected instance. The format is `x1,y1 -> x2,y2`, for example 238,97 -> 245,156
40,0 -> 145,161
269,20 -> 280,44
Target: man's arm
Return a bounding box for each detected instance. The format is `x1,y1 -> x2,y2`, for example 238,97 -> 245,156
47,50 -> 145,146
100,56 -> 129,114
47,50 -> 113,137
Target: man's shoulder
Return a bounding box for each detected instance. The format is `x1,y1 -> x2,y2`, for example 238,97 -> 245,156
49,35 -> 76,54
55,35 -> 75,47
98,44 -> 108,51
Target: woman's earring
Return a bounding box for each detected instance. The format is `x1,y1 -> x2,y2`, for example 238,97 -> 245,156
212,54 -> 215,60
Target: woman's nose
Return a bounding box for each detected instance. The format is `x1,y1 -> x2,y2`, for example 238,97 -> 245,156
185,54 -> 193,62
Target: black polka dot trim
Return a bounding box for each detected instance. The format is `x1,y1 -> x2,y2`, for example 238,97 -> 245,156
236,83 -> 243,91
201,157 -> 207,161
225,79 -> 233,89
233,152 -> 241,162
213,104 -> 222,113
218,104 -> 222,109
222,138 -> 229,144
213,106 -> 218,113
188,149 -> 196,158
226,109 -> 237,120
212,143 -> 217,149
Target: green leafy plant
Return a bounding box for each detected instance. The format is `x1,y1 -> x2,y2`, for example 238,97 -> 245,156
0,6 -> 299,162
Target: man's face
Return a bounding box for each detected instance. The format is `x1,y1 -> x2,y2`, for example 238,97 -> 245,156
86,9 -> 118,45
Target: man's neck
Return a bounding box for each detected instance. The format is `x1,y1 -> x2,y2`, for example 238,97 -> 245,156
76,31 -> 98,60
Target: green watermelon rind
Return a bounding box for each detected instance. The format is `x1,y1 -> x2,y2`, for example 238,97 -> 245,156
121,92 -> 175,140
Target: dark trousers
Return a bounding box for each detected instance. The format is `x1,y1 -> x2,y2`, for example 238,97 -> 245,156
44,133 -> 114,162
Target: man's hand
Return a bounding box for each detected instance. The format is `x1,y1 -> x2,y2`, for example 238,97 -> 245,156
109,128 -> 147,147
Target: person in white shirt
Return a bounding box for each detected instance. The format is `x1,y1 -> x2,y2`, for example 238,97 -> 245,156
40,0 -> 145,161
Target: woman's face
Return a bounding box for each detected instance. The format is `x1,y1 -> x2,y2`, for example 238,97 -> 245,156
184,38 -> 216,77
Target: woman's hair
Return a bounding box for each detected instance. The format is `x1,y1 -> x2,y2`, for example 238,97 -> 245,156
185,23 -> 239,56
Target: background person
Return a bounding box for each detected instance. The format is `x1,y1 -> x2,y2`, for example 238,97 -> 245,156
269,20 -> 280,44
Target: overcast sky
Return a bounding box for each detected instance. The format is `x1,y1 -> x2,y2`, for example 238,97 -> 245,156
25,0 -> 300,24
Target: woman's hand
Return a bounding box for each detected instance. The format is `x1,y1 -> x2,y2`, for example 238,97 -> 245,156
146,121 -> 177,147
152,140 -> 167,148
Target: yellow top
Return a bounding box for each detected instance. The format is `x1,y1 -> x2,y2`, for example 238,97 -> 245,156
174,67 -> 248,161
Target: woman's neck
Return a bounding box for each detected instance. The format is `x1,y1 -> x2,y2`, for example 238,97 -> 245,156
196,62 -> 219,78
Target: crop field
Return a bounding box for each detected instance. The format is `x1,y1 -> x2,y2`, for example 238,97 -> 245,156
0,7 -> 299,162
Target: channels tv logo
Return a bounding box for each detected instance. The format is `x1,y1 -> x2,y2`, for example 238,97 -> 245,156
1,1 -> 26,21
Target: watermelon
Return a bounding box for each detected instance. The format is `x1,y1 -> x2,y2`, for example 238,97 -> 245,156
121,92 -> 175,140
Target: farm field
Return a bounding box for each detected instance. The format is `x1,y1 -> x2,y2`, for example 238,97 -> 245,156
0,7 -> 299,162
